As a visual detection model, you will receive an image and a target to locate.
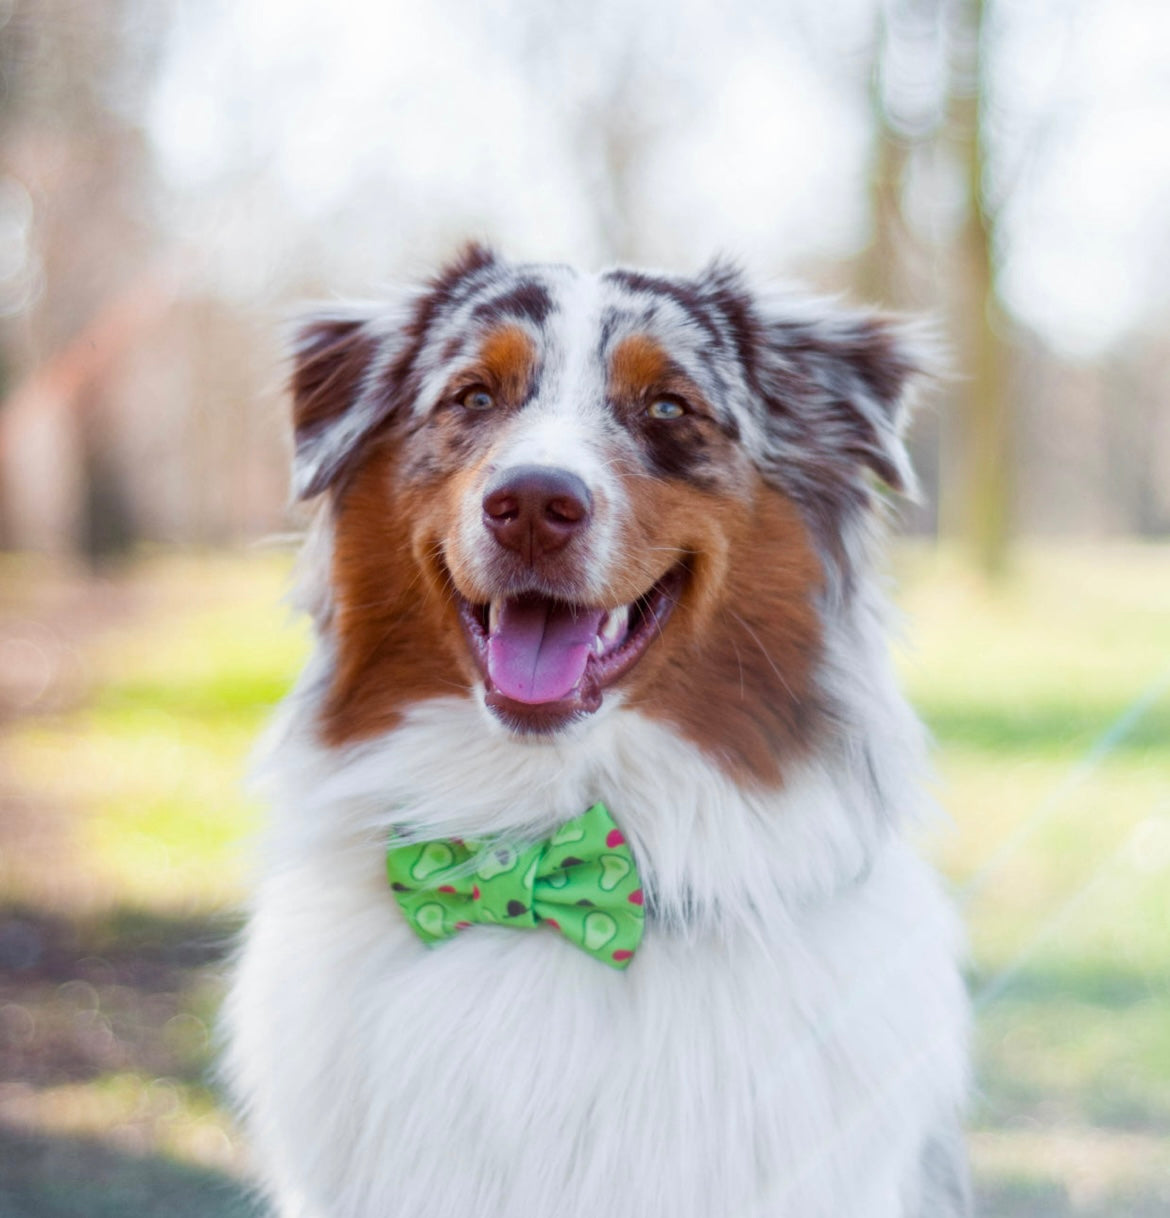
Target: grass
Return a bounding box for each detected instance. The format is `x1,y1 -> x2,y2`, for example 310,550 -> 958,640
894,544 -> 1170,1212
1,542 -> 1168,1215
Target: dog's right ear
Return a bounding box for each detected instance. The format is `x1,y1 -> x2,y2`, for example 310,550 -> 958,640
288,306 -> 392,501
289,243 -> 502,499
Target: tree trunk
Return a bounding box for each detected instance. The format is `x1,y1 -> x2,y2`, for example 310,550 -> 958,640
949,0 -> 1012,577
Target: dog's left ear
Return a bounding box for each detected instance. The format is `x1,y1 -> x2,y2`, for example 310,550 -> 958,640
703,266 -> 932,505
754,293 -> 929,500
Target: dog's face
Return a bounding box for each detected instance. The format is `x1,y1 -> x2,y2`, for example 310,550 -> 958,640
292,246 -> 922,784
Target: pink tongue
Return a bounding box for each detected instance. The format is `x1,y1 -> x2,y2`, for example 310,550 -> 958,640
487,597 -> 605,704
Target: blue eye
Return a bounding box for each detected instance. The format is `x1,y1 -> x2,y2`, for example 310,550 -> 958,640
647,398 -> 686,420
461,388 -> 495,411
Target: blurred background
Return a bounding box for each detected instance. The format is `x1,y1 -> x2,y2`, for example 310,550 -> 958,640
0,0 -> 1166,1214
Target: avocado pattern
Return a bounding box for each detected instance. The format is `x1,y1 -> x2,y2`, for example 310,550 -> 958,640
476,845 -> 519,880
582,910 -> 618,952
414,902 -> 447,939
549,820 -> 587,847
411,841 -> 455,881
385,802 -> 644,969
599,854 -> 630,892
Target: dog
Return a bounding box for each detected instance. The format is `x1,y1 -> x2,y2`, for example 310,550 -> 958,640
225,245 -> 971,1218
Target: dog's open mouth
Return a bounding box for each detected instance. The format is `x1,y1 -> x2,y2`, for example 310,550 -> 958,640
456,565 -> 685,732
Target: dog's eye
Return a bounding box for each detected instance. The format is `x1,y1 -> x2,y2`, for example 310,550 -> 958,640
646,398 -> 686,421
460,388 -> 495,411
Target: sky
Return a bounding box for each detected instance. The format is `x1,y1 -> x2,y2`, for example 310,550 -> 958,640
145,0 -> 1170,359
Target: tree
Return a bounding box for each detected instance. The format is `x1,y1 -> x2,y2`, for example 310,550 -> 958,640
863,0 -> 1012,574
949,0 -> 1011,576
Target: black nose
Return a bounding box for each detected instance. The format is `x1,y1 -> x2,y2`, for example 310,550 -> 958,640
482,465 -> 592,562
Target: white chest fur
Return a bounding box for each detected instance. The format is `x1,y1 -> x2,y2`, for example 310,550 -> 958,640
225,699 -> 969,1218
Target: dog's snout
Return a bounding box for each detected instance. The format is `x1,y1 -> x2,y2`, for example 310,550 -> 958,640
482,465 -> 592,562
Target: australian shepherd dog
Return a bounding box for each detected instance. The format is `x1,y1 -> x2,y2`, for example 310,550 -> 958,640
225,245 -> 970,1218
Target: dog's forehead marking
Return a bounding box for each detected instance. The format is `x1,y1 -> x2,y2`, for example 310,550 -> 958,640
470,277 -> 555,328
490,273 -> 624,496
409,265 -> 564,414
608,332 -> 675,399
541,268 -> 608,415
534,270 -> 741,423
594,275 -> 752,433
477,324 -> 538,403
409,262 -> 762,462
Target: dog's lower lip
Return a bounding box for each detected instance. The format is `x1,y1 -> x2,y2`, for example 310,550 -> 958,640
454,566 -> 685,730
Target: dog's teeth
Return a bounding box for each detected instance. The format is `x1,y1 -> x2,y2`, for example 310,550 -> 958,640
488,601 -> 501,634
597,605 -> 630,653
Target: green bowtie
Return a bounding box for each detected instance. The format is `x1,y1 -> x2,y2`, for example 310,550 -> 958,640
385,802 -> 644,969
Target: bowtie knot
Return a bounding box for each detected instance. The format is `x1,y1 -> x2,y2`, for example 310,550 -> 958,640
385,802 -> 644,969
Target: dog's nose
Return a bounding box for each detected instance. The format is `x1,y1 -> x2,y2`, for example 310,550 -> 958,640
482,465 -> 592,562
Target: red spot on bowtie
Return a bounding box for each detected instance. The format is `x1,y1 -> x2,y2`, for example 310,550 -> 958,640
612,950 -> 633,962
472,885 -> 481,900
628,889 -> 643,905
438,885 -> 456,894
606,829 -> 625,847
455,921 -> 472,930
545,918 -> 560,930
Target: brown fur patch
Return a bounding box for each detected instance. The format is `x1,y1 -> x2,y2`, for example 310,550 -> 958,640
615,472 -> 824,787
476,325 -> 537,404
319,442 -> 476,745
610,333 -> 674,401
608,333 -> 740,488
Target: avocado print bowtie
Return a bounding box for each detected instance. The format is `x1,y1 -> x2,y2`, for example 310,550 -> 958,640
385,802 -> 644,969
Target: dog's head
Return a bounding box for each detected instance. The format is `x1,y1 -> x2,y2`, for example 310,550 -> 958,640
291,245 -> 925,784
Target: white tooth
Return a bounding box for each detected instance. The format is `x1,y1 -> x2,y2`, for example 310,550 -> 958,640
489,600 -> 501,634
593,635 -> 605,655
598,605 -> 630,650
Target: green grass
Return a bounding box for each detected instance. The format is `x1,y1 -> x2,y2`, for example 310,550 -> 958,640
1,542 -> 1168,1215
1,553 -> 308,910
894,544 -> 1170,1210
